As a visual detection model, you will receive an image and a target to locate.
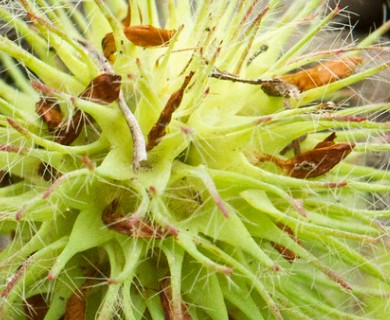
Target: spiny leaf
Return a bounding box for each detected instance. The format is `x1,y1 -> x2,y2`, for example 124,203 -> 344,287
102,200 -> 176,238
160,278 -> 192,320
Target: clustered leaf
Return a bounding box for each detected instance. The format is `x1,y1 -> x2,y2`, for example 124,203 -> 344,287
252,132 -> 356,178
0,1 -> 389,320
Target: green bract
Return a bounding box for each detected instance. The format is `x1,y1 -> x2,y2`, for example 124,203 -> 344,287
0,1 -> 389,319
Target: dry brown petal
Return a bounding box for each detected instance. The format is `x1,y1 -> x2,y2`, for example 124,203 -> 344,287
257,133 -> 355,178
101,32 -> 117,63
124,25 -> 176,47
63,291 -> 86,320
160,278 -> 192,320
35,98 -> 63,131
281,57 -> 363,91
147,72 -> 194,151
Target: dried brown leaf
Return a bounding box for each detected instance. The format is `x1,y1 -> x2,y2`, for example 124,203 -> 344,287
23,294 -> 48,320
281,57 -> 363,91
54,109 -> 84,145
124,25 -> 176,47
313,131 -> 337,149
101,32 -> 117,63
63,291 -> 86,320
54,74 -> 121,145
79,74 -> 122,104
35,98 -> 63,131
255,133 -> 355,178
147,72 -> 194,151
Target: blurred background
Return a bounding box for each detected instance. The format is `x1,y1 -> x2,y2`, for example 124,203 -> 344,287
329,0 -> 390,34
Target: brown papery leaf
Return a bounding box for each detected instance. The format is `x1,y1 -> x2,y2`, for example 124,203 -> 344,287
54,74 -> 121,145
147,72 -> 194,151
101,32 -> 117,63
256,133 -> 355,178
35,98 -> 63,131
124,25 -> 176,47
63,291 -> 86,320
160,278 -> 192,320
79,73 -> 122,104
281,57 -> 363,91
54,109 -> 84,145
24,294 -> 48,320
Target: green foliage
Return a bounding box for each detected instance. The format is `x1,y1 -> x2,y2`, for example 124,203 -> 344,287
0,1 -> 389,319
